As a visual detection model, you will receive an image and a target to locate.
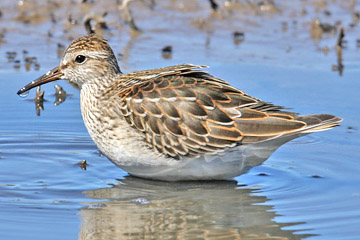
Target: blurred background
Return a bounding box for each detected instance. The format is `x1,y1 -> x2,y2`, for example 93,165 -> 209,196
0,0 -> 359,239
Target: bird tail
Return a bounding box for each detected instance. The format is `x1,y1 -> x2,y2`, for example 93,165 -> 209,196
293,114 -> 342,134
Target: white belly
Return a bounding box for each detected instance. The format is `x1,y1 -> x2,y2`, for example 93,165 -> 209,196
86,115 -> 290,181
117,139 -> 286,181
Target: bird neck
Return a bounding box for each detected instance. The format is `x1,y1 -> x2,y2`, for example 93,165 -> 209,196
81,72 -> 122,99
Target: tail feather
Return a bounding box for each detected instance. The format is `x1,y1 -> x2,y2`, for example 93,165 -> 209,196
242,114 -> 342,144
294,114 -> 342,133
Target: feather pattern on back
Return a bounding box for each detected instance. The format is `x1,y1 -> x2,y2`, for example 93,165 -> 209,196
102,64 -> 341,160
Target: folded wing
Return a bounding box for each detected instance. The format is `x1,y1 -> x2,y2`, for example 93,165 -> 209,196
107,65 -> 341,159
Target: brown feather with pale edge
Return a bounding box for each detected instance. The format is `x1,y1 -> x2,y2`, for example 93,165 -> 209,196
103,64 -> 340,159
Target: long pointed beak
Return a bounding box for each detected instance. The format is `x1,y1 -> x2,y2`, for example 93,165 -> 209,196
17,66 -> 64,95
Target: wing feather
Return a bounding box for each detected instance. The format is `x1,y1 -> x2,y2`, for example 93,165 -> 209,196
106,64 -> 341,159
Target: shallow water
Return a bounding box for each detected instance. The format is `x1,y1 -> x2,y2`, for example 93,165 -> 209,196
0,0 -> 360,239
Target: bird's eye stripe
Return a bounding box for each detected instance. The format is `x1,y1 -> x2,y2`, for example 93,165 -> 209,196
75,55 -> 86,64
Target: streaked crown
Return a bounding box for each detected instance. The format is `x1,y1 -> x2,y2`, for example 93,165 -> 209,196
65,34 -> 114,54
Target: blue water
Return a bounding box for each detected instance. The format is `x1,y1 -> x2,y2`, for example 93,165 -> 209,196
0,0 -> 359,239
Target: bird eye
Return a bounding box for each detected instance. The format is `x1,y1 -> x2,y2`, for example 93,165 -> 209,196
75,55 -> 86,64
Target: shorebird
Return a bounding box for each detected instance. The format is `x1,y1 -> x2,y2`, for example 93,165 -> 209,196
18,34 -> 342,181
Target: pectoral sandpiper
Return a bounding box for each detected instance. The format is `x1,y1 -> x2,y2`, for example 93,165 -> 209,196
17,34 -> 342,181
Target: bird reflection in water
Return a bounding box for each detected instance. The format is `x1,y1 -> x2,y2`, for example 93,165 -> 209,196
79,177 -> 314,240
